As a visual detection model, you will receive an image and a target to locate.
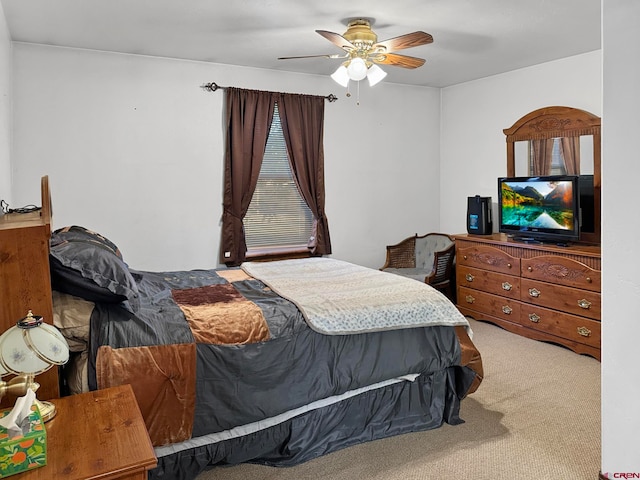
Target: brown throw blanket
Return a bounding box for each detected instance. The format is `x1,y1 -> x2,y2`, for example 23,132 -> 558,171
171,283 -> 270,345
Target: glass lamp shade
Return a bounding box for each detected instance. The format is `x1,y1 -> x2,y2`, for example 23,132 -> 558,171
347,57 -> 368,81
0,311 -> 69,423
330,65 -> 350,87
367,64 -> 387,86
0,311 -> 69,376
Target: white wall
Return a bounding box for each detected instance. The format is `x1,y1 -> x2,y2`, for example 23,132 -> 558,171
0,2 -> 11,202
440,51 -> 601,234
10,43 -> 441,270
602,0 -> 640,474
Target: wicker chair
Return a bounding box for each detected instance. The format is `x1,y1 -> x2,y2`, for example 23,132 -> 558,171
380,232 -> 456,301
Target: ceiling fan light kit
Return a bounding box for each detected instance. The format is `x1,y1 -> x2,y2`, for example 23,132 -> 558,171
331,58 -> 388,87
278,18 -> 433,96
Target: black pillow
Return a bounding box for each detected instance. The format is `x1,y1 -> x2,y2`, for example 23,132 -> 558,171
51,225 -> 123,258
50,226 -> 139,310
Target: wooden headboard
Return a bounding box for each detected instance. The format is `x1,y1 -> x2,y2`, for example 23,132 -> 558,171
0,175 -> 59,405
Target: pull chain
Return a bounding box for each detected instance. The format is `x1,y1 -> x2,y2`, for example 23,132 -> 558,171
343,81 -> 361,105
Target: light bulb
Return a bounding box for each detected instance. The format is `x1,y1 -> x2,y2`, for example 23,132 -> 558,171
347,58 -> 367,82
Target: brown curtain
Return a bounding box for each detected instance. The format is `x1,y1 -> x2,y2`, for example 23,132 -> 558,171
560,136 -> 581,175
530,139 -> 554,175
220,87 -> 275,266
277,93 -> 332,255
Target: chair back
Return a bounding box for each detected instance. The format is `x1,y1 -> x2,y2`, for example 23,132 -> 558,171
415,233 -> 454,271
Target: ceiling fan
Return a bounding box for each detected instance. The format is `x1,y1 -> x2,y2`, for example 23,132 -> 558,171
278,19 -> 433,86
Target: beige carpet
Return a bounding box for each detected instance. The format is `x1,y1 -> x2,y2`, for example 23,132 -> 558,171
196,319 -> 601,480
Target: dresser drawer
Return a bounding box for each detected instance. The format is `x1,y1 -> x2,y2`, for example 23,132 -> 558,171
518,304 -> 601,349
521,278 -> 601,320
521,255 -> 601,292
458,286 -> 521,322
457,265 -> 520,299
457,244 -> 520,276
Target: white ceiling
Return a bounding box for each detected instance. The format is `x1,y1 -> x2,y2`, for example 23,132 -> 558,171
0,0 -> 601,88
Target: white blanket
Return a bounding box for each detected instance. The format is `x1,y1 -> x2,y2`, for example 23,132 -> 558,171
241,257 -> 470,335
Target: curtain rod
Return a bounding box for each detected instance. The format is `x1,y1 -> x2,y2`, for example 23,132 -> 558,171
200,82 -> 338,103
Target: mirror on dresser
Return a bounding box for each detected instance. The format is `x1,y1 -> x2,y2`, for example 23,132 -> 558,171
503,106 -> 601,245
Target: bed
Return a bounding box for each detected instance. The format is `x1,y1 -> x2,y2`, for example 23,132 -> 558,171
48,225 -> 483,480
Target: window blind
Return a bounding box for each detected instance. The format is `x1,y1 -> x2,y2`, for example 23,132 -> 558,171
244,104 -> 313,249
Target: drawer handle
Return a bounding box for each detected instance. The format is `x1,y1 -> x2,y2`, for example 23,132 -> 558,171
528,313 -> 540,323
463,255 -> 467,260
586,277 -> 592,283
465,273 -> 474,282
527,266 -> 533,272
502,305 -> 512,315
507,263 -> 512,269
577,326 -> 592,337
578,299 -> 592,310
528,287 -> 541,298
465,294 -> 475,304
502,281 -> 512,291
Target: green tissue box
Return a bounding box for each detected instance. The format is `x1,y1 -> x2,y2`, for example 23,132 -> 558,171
0,404 -> 47,477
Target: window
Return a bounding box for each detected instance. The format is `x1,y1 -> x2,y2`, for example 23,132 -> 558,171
221,87 -> 330,265
244,103 -> 314,252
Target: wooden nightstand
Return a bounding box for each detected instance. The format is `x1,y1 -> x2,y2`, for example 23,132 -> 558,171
19,384 -> 157,479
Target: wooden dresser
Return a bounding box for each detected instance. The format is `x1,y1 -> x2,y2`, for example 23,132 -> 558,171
454,233 -> 601,360
0,176 -> 59,405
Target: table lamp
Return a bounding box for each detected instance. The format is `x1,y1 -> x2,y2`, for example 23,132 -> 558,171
0,311 -> 70,421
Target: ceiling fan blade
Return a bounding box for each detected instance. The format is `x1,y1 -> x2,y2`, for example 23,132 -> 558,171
316,30 -> 356,52
373,31 -> 433,52
278,53 -> 345,60
372,52 -> 426,69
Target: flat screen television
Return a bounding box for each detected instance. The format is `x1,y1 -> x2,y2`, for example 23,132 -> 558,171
498,175 -> 580,244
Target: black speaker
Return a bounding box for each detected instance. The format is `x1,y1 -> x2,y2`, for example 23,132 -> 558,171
467,196 -> 493,235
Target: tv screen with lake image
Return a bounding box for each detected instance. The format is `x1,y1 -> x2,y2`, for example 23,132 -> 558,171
499,178 -> 576,232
